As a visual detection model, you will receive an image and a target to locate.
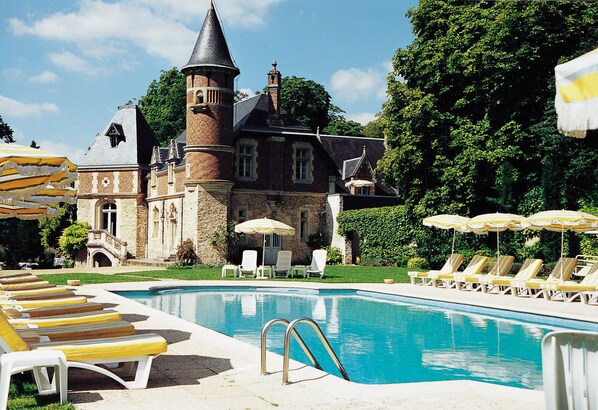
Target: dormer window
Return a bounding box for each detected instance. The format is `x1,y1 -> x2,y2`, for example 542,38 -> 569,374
105,123 -> 125,148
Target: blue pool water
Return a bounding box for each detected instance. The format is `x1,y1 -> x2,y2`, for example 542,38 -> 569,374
119,287 -> 598,389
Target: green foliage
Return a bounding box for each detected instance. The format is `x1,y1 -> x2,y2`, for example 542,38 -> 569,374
280,76 -> 333,132
323,246 -> 342,265
210,222 -> 244,261
362,118 -> 384,138
138,68 -> 186,146
175,238 -> 198,266
379,0 -> 598,218
323,119 -> 365,137
338,206 -> 418,266
0,219 -> 44,268
58,222 -> 89,262
39,204 -> 76,249
0,115 -> 15,143
407,257 -> 428,269
306,232 -> 329,249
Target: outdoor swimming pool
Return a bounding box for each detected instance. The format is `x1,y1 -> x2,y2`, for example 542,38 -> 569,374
119,286 -> 598,389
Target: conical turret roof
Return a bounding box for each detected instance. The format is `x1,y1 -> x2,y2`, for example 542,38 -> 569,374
182,2 -> 239,75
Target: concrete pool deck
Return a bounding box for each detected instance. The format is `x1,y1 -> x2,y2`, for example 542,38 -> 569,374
35,276 -> 598,410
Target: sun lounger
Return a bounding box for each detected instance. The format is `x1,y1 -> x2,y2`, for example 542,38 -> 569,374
306,249 -> 327,278
17,321 -> 135,343
3,302 -> 104,318
478,259 -> 543,294
0,289 -> 76,301
0,282 -> 53,292
454,255 -> 515,291
1,295 -> 88,309
542,330 -> 598,410
408,254 -> 464,285
273,251 -> 292,278
541,262 -> 598,302
512,257 -> 576,298
4,309 -> 122,329
238,250 -> 258,278
0,313 -> 167,391
429,255 -> 488,288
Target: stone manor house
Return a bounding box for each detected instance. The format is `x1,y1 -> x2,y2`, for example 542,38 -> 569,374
76,3 -> 398,267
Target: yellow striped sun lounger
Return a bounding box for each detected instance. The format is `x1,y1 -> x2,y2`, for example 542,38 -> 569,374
541,262 -> 598,302
478,259 -> 543,295
429,255 -> 488,288
408,254 -> 464,285
512,257 -> 576,298
454,255 -> 515,291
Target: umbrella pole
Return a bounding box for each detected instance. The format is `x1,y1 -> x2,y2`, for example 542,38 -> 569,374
262,234 -> 267,266
561,227 -> 564,277
451,230 -> 456,256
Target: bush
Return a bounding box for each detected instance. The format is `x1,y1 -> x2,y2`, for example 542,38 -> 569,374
307,232 -> 329,249
176,239 -> 198,266
407,257 -> 428,269
58,222 -> 89,262
323,246 -> 342,264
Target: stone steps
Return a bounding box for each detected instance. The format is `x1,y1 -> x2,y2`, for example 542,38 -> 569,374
122,258 -> 175,268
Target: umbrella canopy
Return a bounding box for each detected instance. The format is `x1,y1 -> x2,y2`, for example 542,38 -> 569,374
525,210 -> 598,260
422,214 -> 471,255
0,144 -> 77,199
0,200 -> 59,220
555,48 -> 598,138
468,213 -> 527,258
234,218 -> 295,265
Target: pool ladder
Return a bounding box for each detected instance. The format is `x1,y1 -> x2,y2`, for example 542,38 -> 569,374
260,317 -> 350,384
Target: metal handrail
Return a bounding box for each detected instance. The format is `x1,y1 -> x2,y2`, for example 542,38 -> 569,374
260,318 -> 322,375
282,317 -> 350,384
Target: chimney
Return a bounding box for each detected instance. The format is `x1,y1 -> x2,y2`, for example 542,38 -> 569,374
267,61 -> 283,126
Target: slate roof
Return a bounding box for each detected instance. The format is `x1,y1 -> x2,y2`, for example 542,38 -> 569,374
318,135 -> 386,175
233,94 -> 307,134
79,104 -> 159,168
182,2 -> 239,75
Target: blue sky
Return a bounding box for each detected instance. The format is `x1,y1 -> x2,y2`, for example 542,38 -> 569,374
0,0 -> 417,164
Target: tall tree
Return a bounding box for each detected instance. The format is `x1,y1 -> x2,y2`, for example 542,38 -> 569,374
379,0 -> 598,220
138,68 -> 186,146
0,116 -> 15,143
280,76 -> 335,132
323,119 -> 365,137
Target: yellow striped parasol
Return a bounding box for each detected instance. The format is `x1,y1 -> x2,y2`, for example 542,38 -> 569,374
555,48 -> 598,138
0,200 -> 59,220
468,212 -> 526,259
235,218 -> 295,265
525,210 -> 598,261
0,144 -> 77,199
423,214 -> 471,255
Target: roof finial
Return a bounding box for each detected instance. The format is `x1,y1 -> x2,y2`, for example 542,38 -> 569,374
209,0 -> 214,10
317,126 -> 320,137
272,61 -> 277,71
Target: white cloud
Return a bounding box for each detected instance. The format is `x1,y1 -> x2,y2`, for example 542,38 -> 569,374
9,0 -> 284,67
28,71 -> 59,83
0,95 -> 59,117
37,140 -> 88,165
330,67 -> 387,104
346,112 -> 377,125
48,51 -> 105,75
2,69 -> 24,80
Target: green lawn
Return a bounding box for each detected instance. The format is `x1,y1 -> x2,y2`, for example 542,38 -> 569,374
11,264 -> 415,408
40,264 -> 413,285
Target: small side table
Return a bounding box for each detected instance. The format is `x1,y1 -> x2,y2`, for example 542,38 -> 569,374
290,265 -> 306,278
221,265 -> 238,278
257,265 -> 272,279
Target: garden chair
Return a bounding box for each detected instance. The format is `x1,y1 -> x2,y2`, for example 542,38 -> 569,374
306,249 -> 327,278
273,251 -> 292,278
237,250 -> 258,278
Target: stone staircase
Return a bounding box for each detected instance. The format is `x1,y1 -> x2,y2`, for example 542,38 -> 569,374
122,258 -> 175,268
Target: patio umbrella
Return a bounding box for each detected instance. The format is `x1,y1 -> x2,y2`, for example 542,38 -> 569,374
0,200 -> 59,220
422,214 -> 471,256
467,212 -> 527,260
555,48 -> 598,138
525,210 -> 598,260
234,217 -> 295,265
0,144 -> 77,199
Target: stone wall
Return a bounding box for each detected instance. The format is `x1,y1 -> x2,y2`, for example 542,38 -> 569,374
195,184 -> 230,264
232,190 -> 327,263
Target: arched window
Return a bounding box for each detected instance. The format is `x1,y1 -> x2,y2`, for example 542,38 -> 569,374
196,90 -> 204,105
101,203 -> 117,236
168,204 -> 178,251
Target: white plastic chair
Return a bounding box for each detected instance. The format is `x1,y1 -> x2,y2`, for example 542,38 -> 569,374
0,350 -> 68,409
273,251 -> 292,278
238,250 -> 258,277
306,249 -> 327,278
542,330 -> 598,410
